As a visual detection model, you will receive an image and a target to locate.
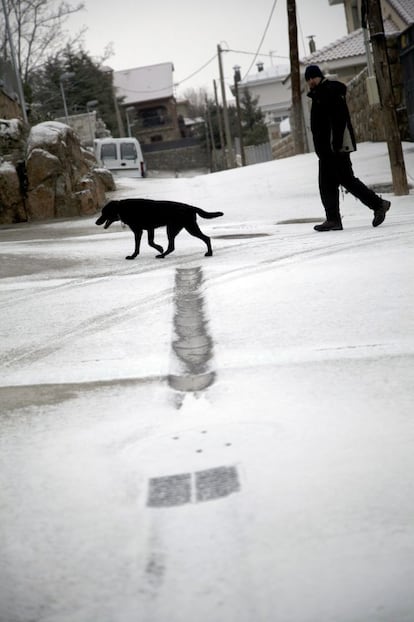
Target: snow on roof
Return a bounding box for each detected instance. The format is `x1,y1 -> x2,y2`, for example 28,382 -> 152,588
113,62 -> 175,105
242,64 -> 290,86
302,19 -> 398,64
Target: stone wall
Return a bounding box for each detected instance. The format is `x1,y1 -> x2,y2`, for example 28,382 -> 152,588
347,34 -> 409,143
144,140 -> 209,172
271,134 -> 295,160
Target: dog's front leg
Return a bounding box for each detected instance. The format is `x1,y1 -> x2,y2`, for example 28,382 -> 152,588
126,229 -> 143,259
147,229 -> 164,255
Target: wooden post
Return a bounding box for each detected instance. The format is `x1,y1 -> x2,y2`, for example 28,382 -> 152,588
233,68 -> 246,166
205,97 -> 218,172
213,79 -> 226,169
366,0 -> 409,195
287,0 -> 305,154
217,44 -> 236,168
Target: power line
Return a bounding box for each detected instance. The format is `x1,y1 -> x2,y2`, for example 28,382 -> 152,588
243,0 -> 279,80
228,48 -> 288,59
175,53 -> 218,86
113,54 -> 218,95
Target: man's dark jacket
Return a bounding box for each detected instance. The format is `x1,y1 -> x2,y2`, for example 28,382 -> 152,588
307,78 -> 356,159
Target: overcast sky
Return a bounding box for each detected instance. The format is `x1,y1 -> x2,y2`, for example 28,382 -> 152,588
66,0 -> 348,97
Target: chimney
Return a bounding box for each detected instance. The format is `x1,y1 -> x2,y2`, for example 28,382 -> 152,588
307,36 -> 316,54
256,62 -> 264,72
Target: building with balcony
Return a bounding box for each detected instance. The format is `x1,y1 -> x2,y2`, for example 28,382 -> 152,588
113,62 -> 182,145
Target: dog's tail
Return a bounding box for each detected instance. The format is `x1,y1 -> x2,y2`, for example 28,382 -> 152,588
195,208 -> 224,219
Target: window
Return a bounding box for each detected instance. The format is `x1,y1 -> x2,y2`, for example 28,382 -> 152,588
100,143 -> 117,159
120,142 -> 137,160
139,106 -> 167,128
351,0 -> 361,29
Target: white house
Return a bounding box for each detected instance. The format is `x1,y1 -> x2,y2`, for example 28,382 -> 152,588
234,64 -> 291,127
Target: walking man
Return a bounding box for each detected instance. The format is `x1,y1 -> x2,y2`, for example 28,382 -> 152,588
305,64 -> 391,231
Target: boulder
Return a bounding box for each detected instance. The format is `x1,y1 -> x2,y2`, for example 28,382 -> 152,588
0,119 -> 28,223
0,161 -> 27,223
0,119 -> 115,223
25,121 -> 114,220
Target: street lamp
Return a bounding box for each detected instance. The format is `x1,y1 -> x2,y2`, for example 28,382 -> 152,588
102,66 -> 125,137
59,72 -> 75,124
86,99 -> 98,146
233,65 -> 246,166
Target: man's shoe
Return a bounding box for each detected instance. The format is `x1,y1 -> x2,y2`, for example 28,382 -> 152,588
372,199 -> 391,227
314,220 -> 343,231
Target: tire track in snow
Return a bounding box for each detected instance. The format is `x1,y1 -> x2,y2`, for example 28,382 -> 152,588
2,226 -> 408,371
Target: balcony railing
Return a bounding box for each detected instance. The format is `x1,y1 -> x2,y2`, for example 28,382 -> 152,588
131,115 -> 174,130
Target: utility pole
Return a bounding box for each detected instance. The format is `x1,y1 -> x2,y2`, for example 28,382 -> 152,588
205,96 -> 218,171
287,0 -> 305,154
233,66 -> 246,166
364,0 -> 408,195
213,79 -> 226,168
217,44 -> 236,168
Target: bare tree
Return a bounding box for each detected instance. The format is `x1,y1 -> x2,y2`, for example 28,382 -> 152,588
182,87 -> 209,118
0,0 -> 85,83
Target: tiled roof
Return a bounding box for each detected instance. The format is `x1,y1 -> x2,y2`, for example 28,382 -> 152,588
389,0 -> 414,25
302,19 -> 398,64
302,29 -> 365,63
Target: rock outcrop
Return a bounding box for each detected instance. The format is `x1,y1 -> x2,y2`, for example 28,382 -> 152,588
0,119 -> 115,224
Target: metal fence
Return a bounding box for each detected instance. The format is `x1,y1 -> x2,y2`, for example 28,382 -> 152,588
234,138 -> 273,166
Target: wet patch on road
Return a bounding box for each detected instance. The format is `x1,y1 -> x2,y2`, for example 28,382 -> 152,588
276,218 -> 322,224
0,253 -> 81,278
212,233 -> 270,239
147,466 -> 240,507
168,267 -> 216,395
0,376 -> 162,414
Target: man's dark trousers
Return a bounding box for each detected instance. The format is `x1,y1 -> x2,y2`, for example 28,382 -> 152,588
318,153 -> 382,222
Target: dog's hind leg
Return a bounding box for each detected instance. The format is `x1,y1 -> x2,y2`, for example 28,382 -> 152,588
185,222 -> 213,256
147,228 -> 164,255
156,224 -> 182,258
126,229 -> 143,259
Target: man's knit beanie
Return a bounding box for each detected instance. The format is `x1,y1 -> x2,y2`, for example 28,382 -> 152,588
304,65 -> 324,81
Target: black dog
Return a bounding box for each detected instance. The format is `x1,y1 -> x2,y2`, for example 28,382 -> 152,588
96,198 -> 223,259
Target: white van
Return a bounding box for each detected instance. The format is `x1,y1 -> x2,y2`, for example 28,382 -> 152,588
94,137 -> 146,178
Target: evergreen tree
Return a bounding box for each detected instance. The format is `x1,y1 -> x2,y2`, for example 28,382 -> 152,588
240,89 -> 268,146
28,45 -> 119,135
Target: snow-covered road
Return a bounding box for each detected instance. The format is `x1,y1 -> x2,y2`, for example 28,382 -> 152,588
1,143 -> 414,621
